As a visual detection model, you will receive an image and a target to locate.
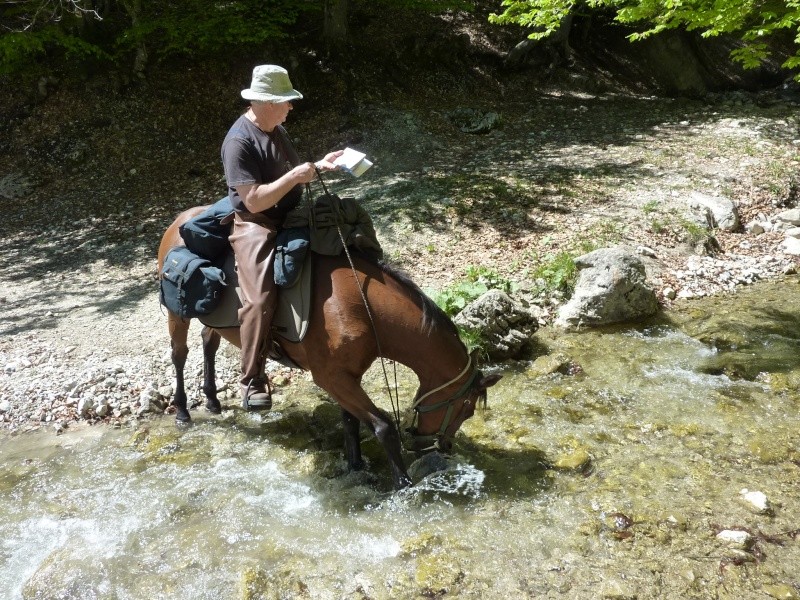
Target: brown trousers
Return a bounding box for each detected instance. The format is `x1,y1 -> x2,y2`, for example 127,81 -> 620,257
229,212 -> 280,388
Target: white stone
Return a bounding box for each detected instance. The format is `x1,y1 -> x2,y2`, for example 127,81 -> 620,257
687,191 -> 739,231
77,397 -> 94,416
662,287 -> 676,300
775,208 -> 800,225
781,237 -> 800,256
716,529 -> 753,547
139,388 -> 158,403
740,488 -> 772,514
745,220 -> 765,235
773,221 -> 792,232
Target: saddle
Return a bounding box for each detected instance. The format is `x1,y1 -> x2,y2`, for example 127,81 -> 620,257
198,250 -> 313,345
181,192 -> 382,358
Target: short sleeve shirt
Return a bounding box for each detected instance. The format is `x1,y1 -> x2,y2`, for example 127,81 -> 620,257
221,116 -> 302,220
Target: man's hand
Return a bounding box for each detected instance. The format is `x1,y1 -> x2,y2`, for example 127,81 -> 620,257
315,149 -> 345,172
291,162 -> 319,184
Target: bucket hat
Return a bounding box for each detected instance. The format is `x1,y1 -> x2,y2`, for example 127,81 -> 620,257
241,65 -> 303,103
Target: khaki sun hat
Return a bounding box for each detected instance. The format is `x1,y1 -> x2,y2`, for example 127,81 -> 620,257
241,65 -> 304,103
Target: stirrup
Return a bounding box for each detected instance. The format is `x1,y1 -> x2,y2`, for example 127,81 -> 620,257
242,378 -> 272,411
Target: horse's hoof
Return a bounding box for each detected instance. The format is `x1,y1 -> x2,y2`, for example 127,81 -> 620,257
175,413 -> 192,426
205,400 -> 222,414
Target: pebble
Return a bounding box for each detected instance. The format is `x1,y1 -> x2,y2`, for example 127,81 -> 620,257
740,488 -> 772,514
716,529 -> 753,549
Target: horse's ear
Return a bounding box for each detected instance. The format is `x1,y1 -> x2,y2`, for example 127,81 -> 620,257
478,373 -> 502,390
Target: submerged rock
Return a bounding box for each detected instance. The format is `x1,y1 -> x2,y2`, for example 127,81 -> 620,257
601,579 -> 638,599
553,447 -> 592,471
409,451 -> 451,480
740,488 -> 773,515
716,529 -> 754,549
763,584 -> 800,599
529,352 -> 575,377
414,553 -> 464,595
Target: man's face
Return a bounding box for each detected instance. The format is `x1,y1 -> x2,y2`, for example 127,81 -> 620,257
265,100 -> 292,126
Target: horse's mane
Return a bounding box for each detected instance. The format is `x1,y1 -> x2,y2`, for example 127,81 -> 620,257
376,259 -> 460,338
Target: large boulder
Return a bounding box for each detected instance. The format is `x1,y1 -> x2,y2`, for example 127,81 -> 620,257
555,245 -> 658,330
453,289 -> 538,360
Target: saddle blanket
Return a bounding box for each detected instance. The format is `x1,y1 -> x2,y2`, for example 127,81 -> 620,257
199,251 -> 312,344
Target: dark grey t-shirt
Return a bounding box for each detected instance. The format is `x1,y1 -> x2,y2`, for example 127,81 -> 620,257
221,116 -> 301,220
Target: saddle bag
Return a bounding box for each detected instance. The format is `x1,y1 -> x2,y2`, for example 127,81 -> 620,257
274,227 -> 310,288
179,196 -> 234,260
160,246 -> 227,318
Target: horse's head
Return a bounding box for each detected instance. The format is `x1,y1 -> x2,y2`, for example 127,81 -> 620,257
408,349 -> 502,453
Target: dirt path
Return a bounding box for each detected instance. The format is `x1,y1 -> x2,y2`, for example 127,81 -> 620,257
1,87 -> 799,432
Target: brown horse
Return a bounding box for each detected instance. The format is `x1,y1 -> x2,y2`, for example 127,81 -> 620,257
157,207 -> 501,489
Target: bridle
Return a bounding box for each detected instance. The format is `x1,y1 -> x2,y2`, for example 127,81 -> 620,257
407,355 -> 485,452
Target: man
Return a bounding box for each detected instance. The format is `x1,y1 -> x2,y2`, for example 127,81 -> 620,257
222,64 -> 342,409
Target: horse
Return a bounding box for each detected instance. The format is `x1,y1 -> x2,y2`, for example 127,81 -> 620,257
157,207 -> 501,489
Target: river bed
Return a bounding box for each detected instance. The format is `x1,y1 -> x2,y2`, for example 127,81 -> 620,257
1,279 -> 799,599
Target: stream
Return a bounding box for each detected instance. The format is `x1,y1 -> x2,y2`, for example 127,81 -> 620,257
1,278 -> 799,599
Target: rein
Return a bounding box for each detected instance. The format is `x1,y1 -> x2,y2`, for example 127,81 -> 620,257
412,355 -> 472,409
311,169 -> 404,430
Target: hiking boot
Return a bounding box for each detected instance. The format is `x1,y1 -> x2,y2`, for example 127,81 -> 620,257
241,379 -> 272,411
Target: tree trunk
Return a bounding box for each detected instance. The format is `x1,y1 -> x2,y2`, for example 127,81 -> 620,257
119,0 -> 147,75
323,0 -> 348,47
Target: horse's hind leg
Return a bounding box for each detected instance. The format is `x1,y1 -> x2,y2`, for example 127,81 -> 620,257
201,326 -> 222,414
168,313 -> 192,424
341,409 -> 365,472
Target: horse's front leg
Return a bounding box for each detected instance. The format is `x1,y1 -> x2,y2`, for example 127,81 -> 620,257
200,326 -> 222,414
368,412 -> 412,489
316,374 -> 412,489
168,313 -> 192,424
341,409 -> 365,472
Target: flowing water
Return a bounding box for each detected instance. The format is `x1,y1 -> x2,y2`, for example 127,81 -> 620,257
2,279 -> 800,599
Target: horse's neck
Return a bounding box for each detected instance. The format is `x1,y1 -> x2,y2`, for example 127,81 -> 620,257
347,257 -> 470,389
386,317 -> 469,392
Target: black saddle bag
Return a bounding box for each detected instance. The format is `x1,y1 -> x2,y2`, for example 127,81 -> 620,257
274,227 -> 310,288
179,196 -> 234,260
160,246 -> 227,318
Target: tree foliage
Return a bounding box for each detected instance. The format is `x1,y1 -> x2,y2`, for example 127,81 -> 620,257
490,0 -> 800,77
0,0 -> 318,75
0,0 -> 469,76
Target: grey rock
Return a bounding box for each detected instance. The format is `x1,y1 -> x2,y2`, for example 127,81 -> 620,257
775,208 -> 800,226
453,289 -> 538,360
556,245 -> 658,330
686,192 -> 740,231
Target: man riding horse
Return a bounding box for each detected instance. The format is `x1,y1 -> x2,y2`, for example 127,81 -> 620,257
222,64 -> 343,410
158,66 -> 502,489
